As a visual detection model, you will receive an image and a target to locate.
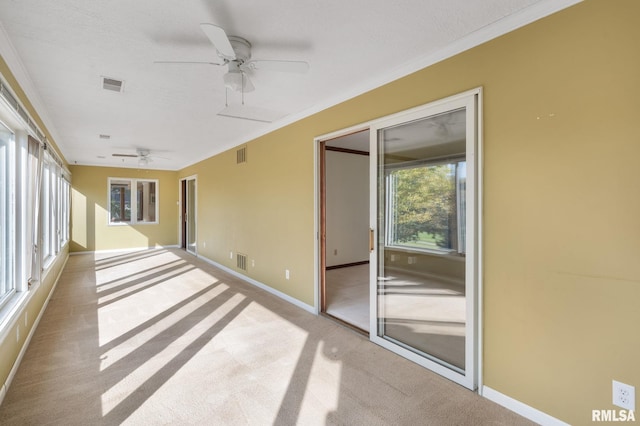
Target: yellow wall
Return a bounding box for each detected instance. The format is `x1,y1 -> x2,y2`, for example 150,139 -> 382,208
179,1 -> 639,423
69,166 -> 178,252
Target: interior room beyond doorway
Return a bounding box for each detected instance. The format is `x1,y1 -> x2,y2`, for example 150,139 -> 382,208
322,130 -> 370,332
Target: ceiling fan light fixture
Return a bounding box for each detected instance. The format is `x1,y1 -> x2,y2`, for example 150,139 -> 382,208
223,70 -> 253,92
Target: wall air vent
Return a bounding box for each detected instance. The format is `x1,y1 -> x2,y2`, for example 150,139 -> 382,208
236,253 -> 247,271
102,77 -> 124,92
99,134 -> 111,140
236,146 -> 247,164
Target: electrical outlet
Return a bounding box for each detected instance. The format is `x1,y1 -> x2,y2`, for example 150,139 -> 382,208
229,251 -> 233,259
251,259 -> 255,268
285,269 -> 290,280
613,380 -> 635,410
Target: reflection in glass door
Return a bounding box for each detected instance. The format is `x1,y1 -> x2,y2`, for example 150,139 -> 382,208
370,91 -> 479,389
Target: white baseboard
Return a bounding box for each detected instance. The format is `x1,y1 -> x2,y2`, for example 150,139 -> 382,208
69,244 -> 180,256
197,255 -> 316,315
482,386 -> 570,426
0,254 -> 68,407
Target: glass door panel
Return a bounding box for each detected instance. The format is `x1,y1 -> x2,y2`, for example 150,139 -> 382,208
370,92 -> 478,389
186,178 -> 197,254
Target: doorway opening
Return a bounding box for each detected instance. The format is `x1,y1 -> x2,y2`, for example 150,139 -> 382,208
319,129 -> 370,333
180,176 -> 197,255
316,88 -> 481,390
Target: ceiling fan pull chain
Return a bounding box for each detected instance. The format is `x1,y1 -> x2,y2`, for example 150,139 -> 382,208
241,73 -> 245,105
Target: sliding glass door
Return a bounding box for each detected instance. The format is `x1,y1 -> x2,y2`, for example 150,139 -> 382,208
369,91 -> 479,389
181,176 -> 197,255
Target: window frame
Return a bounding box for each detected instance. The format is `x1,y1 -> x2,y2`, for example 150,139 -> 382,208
107,177 -> 160,225
0,121 -> 16,310
0,74 -> 71,338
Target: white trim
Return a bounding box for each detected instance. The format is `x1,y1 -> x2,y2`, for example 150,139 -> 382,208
482,386 -> 570,426
476,88 -> 484,392
68,244 -> 180,256
197,254 -> 316,315
312,140 -> 319,314
0,292 -> 29,344
188,0 -> 581,170
0,254 -> 68,407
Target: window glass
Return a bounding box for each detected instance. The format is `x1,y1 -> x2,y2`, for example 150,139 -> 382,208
0,123 -> 14,307
110,180 -> 131,223
386,159 -> 465,254
136,181 -> 156,222
109,178 -> 158,224
41,160 -> 51,263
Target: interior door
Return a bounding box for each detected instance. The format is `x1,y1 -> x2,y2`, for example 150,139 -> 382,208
369,91 -> 479,389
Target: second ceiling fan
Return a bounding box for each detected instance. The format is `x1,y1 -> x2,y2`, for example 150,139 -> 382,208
157,23 -> 309,93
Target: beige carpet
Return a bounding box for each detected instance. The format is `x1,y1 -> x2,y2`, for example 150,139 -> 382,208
0,248 -> 534,425
325,264 -> 370,332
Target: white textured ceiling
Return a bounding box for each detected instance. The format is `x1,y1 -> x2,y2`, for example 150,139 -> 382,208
0,0 -> 577,170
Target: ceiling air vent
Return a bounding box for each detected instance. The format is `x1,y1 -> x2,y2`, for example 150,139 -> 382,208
102,77 -> 124,92
236,253 -> 247,271
236,146 -> 247,164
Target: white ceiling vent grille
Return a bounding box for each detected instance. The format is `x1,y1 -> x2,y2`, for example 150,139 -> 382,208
236,146 -> 247,164
102,77 -> 124,92
236,253 -> 247,271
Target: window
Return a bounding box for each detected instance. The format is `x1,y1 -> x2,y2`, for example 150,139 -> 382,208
40,151 -> 68,267
109,178 -> 158,224
1,75 -> 70,333
385,157 -> 466,255
0,122 -> 15,309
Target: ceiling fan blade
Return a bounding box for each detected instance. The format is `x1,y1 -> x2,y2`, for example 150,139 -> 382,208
112,153 -> 138,158
154,60 -> 225,66
200,23 -> 236,60
243,60 -> 309,73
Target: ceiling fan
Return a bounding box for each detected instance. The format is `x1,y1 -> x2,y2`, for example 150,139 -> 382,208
156,24 -> 310,93
112,149 -> 161,166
